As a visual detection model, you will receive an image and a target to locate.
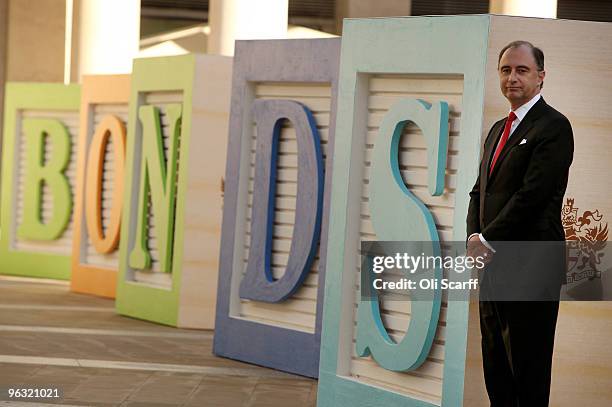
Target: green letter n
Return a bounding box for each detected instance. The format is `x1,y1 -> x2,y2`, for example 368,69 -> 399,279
128,104 -> 182,273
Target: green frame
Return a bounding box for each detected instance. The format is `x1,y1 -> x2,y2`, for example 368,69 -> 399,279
116,55 -> 195,326
318,15 -> 491,406
0,83 -> 80,280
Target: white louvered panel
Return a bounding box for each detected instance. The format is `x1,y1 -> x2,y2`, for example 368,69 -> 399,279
238,82 -> 332,333
132,91 -> 183,289
348,74 -> 464,405
82,104 -> 129,268
13,110 -> 79,255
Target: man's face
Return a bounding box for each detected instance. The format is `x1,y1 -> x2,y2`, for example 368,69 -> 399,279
498,45 -> 545,108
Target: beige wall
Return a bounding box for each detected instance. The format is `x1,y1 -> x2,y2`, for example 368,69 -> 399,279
0,0 -> 7,86
6,0 -> 65,82
0,0 -> 8,137
335,0 -> 411,34
464,15 -> 612,407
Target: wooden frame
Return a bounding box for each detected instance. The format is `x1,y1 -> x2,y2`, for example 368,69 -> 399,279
0,83 -> 80,280
318,15 -> 489,406
70,74 -> 130,298
116,54 -> 232,328
213,38 -> 341,378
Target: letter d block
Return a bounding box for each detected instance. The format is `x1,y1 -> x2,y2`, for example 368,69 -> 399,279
0,83 -> 80,280
70,75 -> 130,298
213,39 -> 340,378
116,54 -> 232,328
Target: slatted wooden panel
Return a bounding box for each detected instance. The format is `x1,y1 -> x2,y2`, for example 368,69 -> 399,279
411,0 -> 489,15
238,82 -> 332,333
348,74 -> 464,405
81,103 -> 129,268
557,0 -> 612,23
13,110 -> 78,255
142,0 -> 336,17
131,91 -> 183,289
289,0 -> 335,18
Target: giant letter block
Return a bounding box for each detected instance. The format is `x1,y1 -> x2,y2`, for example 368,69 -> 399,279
318,16 -> 489,406
0,83 -> 80,280
116,54 -> 232,328
70,75 -> 130,298
213,39 -> 340,378
320,15 -> 612,407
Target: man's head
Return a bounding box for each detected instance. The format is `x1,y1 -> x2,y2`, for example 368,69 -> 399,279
498,41 -> 545,110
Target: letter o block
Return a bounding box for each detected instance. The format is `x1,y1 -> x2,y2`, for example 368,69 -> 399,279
70,75 -> 130,298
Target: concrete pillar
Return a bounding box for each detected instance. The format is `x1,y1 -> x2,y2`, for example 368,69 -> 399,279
335,0 -> 411,34
0,0 -> 7,157
73,0 -> 140,80
5,0 -> 66,82
208,0 -> 288,56
490,0 -> 557,18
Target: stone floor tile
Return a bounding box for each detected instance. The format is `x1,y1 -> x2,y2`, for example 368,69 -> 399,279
245,378 -> 314,407
184,375 -> 259,407
0,364 -> 43,386
0,279 -> 317,407
307,383 -> 318,407
62,400 -> 119,407
63,386 -> 133,405
125,372 -> 202,404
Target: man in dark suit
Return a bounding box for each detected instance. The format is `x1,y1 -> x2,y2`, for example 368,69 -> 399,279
466,41 -> 574,406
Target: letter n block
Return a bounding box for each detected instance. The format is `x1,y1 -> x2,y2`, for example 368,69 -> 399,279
213,39 -> 340,378
116,54 -> 232,328
70,75 -> 130,298
0,83 -> 80,280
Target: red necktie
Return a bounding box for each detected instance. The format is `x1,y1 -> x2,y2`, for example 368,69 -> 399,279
489,111 -> 517,175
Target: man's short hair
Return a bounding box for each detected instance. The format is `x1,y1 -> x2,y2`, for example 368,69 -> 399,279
498,40 -> 545,88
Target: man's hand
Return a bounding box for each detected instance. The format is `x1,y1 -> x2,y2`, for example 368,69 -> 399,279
467,234 -> 494,266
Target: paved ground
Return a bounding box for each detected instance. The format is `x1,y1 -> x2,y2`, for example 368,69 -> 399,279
0,276 -> 317,406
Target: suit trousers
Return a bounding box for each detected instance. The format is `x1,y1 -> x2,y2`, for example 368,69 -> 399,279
479,300 -> 560,407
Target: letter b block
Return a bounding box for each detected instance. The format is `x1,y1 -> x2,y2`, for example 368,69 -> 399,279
0,84 -> 80,280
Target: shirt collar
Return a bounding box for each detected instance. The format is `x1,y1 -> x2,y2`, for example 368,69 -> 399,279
510,93 -> 541,122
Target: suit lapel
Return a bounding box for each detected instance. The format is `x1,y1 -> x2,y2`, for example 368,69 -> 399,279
487,97 -> 547,184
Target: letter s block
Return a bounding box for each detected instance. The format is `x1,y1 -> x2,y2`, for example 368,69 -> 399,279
318,16 -> 489,407
0,83 -> 80,280
70,75 -> 130,298
116,54 -> 232,328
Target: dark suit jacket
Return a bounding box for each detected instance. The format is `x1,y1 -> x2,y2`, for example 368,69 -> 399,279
467,97 -> 574,294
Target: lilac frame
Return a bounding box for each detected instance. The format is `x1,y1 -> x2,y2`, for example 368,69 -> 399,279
213,38 -> 340,378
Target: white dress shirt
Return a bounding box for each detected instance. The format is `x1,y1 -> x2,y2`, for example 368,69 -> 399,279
470,93 -> 541,252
